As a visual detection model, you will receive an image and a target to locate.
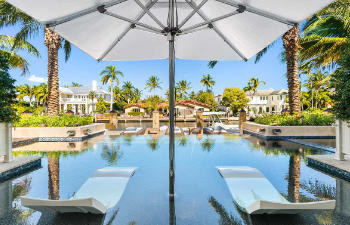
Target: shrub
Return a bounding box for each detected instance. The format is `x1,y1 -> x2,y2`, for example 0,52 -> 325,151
254,111 -> 335,126
128,111 -> 144,116
14,115 -> 93,127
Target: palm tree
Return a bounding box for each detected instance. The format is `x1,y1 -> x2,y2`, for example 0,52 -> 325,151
122,81 -> 135,103
243,77 -> 266,94
88,90 -> 97,102
200,74 -> 215,92
71,82 -> 82,87
311,70 -> 331,108
145,75 -> 162,96
35,83 -> 49,106
17,84 -> 35,106
100,65 -> 124,111
176,80 -> 191,100
0,1 -> 72,116
0,34 -> 39,73
299,0 -> 349,69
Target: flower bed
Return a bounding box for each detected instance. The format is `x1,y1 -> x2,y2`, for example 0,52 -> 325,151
13,115 -> 93,127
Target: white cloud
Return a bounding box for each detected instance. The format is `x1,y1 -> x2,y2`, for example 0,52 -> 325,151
28,74 -> 46,83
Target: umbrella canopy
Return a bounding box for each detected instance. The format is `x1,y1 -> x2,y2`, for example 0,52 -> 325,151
7,0 -> 332,61
6,0 -> 333,204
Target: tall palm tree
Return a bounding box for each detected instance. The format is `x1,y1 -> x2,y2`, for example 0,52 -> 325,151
145,75 -> 162,96
200,74 -> 215,92
243,77 -> 266,94
176,80 -> 191,100
100,65 -> 124,111
88,90 -> 96,102
0,34 -> 39,73
0,1 -> 71,116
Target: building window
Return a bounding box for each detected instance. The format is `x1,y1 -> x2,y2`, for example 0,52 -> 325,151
133,108 -> 140,113
266,107 -> 270,113
272,106 -> 276,112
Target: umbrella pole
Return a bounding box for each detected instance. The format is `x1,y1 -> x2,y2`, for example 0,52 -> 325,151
168,0 -> 176,203
168,34 -> 175,201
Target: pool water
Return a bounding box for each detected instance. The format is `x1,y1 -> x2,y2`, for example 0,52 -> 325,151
2,135 -> 349,225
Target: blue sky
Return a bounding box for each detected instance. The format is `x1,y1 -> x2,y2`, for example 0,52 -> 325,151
3,25 -> 288,98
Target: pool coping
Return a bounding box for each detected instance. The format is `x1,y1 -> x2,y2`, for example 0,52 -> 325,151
243,130 -> 335,152
0,156 -> 42,182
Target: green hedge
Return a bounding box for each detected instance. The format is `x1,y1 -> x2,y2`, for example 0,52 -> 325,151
128,111 -> 144,116
14,115 -> 93,127
254,111 -> 335,126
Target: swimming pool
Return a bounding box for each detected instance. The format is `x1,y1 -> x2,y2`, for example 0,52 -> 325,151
1,135 -> 349,225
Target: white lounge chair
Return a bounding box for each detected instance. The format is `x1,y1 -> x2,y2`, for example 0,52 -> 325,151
21,167 -> 137,214
217,166 -> 335,214
121,127 -> 145,135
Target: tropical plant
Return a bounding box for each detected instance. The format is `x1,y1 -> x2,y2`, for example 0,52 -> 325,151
101,143 -> 123,165
243,77 -> 266,94
16,84 -> 35,106
176,80 -> 191,100
200,74 -> 215,92
222,87 -> 250,114
195,90 -> 217,109
304,70 -> 331,109
0,54 -> 18,123
299,0 -> 350,69
0,1 -> 72,116
146,75 -> 162,96
88,90 -> 96,102
71,82 -> 82,87
0,34 -> 39,73
14,115 -> 93,127
122,81 -> 135,103
100,65 -> 124,111
332,46 -> 350,121
144,95 -> 162,115
95,96 -> 108,114
35,83 -> 49,106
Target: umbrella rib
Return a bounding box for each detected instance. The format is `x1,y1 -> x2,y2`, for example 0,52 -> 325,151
180,10 -> 241,34
185,0 -> 248,61
215,0 -> 297,26
134,0 -> 166,29
97,0 -> 159,61
103,11 -> 163,34
178,0 -> 209,29
46,0 -> 127,27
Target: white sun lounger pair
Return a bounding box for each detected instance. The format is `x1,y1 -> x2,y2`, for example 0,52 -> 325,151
217,167 -> 336,214
21,167 -> 136,214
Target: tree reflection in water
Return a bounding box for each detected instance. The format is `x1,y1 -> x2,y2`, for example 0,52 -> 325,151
147,135 -> 160,151
101,142 -> 123,165
287,148 -> 302,203
177,135 -> 187,147
201,137 -> 215,152
48,153 -> 60,200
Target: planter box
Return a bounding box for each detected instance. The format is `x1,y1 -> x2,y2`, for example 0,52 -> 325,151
12,123 -> 105,142
243,122 -> 335,139
0,123 -> 12,162
335,120 -> 350,160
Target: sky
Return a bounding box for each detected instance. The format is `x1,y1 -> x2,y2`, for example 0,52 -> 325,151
2,25 -> 288,98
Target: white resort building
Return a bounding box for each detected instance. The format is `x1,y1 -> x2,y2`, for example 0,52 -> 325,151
246,89 -> 288,115
59,80 -> 111,114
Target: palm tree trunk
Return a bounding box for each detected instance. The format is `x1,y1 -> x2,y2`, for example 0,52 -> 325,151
287,149 -> 302,203
282,25 -> 301,115
45,28 -> 61,116
48,154 -> 60,200
110,80 -> 113,111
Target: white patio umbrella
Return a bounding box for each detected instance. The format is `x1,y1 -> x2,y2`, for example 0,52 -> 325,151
6,0 -> 333,200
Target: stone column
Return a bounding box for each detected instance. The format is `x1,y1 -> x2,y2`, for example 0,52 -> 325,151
335,120 -> 345,161
153,111 -> 160,129
239,109 -> 247,135
109,111 -> 117,129
196,111 -> 203,134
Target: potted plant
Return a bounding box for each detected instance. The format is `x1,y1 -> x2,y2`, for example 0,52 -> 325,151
332,46 -> 350,161
0,54 -> 18,162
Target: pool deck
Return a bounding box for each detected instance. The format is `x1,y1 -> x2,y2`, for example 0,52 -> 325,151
307,154 -> 350,182
0,156 -> 41,182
